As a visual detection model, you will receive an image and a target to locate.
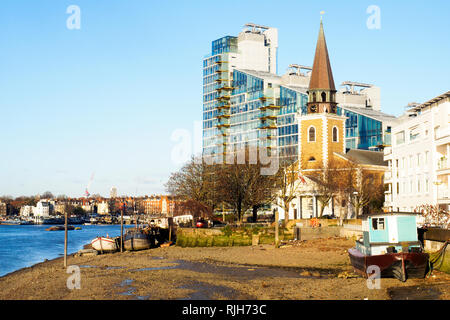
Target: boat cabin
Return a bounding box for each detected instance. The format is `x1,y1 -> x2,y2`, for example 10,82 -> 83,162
356,213 -> 422,256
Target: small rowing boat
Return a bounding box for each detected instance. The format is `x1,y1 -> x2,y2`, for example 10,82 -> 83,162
91,236 -> 118,253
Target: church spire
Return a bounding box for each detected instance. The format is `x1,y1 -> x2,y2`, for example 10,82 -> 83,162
309,20 -> 335,91
307,20 -> 337,114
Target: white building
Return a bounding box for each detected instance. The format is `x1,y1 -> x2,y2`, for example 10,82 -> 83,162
97,201 -> 109,215
34,201 -> 51,217
20,205 -> 34,217
384,91 -> 450,212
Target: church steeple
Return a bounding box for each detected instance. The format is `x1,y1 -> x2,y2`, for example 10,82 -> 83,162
307,20 -> 337,114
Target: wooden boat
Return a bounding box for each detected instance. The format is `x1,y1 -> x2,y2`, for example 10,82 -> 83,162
91,236 -> 118,252
46,225 -> 75,231
124,228 -> 154,251
348,212 -> 429,282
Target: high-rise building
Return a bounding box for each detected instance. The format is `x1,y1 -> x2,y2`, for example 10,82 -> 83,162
202,23 -> 396,164
110,187 -> 117,199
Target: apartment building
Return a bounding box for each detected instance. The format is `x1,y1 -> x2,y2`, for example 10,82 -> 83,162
384,91 -> 450,212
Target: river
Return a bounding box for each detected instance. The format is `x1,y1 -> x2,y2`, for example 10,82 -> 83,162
0,224 -> 134,277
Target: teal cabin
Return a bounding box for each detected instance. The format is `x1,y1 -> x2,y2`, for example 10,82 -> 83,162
356,213 -> 422,256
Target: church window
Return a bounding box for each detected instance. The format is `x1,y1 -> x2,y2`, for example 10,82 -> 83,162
308,126 -> 316,142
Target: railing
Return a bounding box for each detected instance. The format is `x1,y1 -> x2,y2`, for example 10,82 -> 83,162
438,189 -> 449,200
384,146 -> 392,156
384,171 -> 392,180
437,158 -> 448,170
435,127 -> 450,140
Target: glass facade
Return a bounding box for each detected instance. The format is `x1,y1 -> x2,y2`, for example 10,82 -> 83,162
337,107 -> 383,150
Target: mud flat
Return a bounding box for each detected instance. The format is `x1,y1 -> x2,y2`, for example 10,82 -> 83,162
0,237 -> 448,300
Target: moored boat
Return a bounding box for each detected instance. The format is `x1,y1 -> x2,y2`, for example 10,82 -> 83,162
348,212 -> 429,282
124,228 -> 154,251
91,236 -> 118,252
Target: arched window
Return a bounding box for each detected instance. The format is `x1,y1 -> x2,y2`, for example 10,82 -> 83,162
332,126 -> 338,142
321,92 -> 327,102
308,156 -> 316,162
312,92 -> 317,102
308,126 -> 316,142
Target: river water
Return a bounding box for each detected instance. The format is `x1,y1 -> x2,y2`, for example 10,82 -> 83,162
0,224 -> 134,277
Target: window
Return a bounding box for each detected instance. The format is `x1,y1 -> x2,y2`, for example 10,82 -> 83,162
321,92 -> 326,102
308,126 -> 316,142
410,126 -> 420,141
395,131 -> 405,145
372,218 -> 385,230
308,156 -> 316,162
332,126 -> 338,142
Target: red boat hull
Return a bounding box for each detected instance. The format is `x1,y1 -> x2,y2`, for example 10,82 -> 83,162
348,248 -> 429,282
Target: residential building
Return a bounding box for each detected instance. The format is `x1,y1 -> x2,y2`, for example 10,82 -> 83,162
34,200 -> 51,217
97,201 -> 109,215
0,202 -> 6,217
20,205 -> 34,217
143,196 -> 178,216
384,91 -> 450,212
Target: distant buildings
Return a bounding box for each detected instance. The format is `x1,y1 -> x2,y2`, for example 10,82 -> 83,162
97,201 -> 109,215
384,91 -> 450,212
0,202 -> 6,217
142,196 -> 177,216
34,200 -> 51,217
110,187 -> 117,198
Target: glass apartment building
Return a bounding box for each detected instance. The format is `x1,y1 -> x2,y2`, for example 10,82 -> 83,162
337,106 -> 396,151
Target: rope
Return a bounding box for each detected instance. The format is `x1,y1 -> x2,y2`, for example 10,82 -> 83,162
427,240 -> 449,277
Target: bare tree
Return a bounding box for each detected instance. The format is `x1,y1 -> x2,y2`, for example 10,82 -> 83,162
275,161 -> 303,225
308,159 -> 343,217
165,155 -> 217,214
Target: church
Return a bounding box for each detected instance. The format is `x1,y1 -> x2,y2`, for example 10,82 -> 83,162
276,20 -> 387,222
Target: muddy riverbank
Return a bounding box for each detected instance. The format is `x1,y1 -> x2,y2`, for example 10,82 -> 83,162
0,237 -> 448,300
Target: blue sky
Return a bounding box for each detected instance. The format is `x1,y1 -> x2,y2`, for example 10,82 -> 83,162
0,0 -> 449,198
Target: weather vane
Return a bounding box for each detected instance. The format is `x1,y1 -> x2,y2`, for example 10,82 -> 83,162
320,11 -> 325,21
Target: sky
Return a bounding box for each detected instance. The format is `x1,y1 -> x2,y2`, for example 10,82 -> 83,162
0,0 -> 449,198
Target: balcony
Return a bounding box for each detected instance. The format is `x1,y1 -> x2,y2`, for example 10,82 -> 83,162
216,109 -> 231,118
216,101 -> 231,109
216,118 -> 230,128
259,118 -> 277,130
437,157 -> 450,176
217,84 -> 233,91
384,171 -> 393,181
216,94 -> 231,101
259,109 -> 278,120
384,146 -> 392,156
435,127 -> 450,145
438,188 -> 449,204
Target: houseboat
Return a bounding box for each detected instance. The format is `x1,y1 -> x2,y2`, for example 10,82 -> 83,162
348,212 -> 429,282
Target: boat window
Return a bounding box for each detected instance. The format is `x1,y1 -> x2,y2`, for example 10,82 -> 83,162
372,218 -> 385,230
